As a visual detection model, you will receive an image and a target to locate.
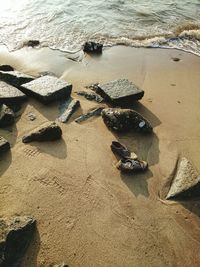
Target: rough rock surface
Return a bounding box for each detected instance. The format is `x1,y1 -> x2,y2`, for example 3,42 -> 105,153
22,122 -> 62,143
0,216 -> 36,267
166,157 -> 200,199
21,75 -> 72,103
76,91 -> 103,103
97,79 -> 144,104
58,98 -> 80,123
83,42 -> 103,54
0,136 -> 10,155
0,71 -> 34,88
75,106 -> 105,123
0,65 -> 14,72
0,81 -> 27,104
101,108 -> 152,133
0,104 -> 15,127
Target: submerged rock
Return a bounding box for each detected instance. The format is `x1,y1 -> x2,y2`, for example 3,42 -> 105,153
0,216 -> 36,267
75,106 -> 105,123
76,91 -> 103,103
58,98 -> 80,123
83,41 -> 103,54
101,108 -> 152,133
166,158 -> 200,199
21,75 -> 72,103
22,122 -> 62,143
0,70 -> 34,88
0,81 -> 27,104
97,79 -> 144,105
26,40 -> 40,47
0,65 -> 14,72
0,104 -> 15,127
0,136 -> 10,155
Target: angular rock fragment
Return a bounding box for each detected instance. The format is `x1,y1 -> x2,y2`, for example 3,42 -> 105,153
0,71 -> 34,88
97,79 -> 144,105
0,136 -> 10,155
83,42 -> 103,54
26,40 -> 40,47
22,122 -> 62,143
0,65 -> 14,72
76,91 -> 103,103
75,106 -> 105,123
0,104 -> 15,127
0,216 -> 36,267
21,75 -> 72,103
0,81 -> 27,104
166,158 -> 200,199
101,108 -> 152,133
58,98 -> 80,123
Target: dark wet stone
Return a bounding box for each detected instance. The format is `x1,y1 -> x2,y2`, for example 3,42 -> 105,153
101,108 -> 152,133
0,136 -> 10,155
26,40 -> 40,47
96,79 -> 144,105
22,122 -> 62,143
0,70 -> 34,89
166,158 -> 200,200
0,216 -> 36,267
76,91 -> 103,103
0,81 -> 27,104
58,98 -> 80,123
172,57 -> 180,62
0,104 -> 15,127
85,83 -> 100,92
0,65 -> 14,72
21,75 -> 72,103
75,106 -> 105,123
83,42 -> 103,54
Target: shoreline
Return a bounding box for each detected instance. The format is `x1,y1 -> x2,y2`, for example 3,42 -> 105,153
0,45 -> 200,266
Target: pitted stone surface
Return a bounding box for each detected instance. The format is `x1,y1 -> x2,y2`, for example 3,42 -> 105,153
0,81 -> 27,103
0,70 -> 34,87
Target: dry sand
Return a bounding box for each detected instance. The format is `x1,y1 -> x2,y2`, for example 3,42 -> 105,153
0,45 -> 200,267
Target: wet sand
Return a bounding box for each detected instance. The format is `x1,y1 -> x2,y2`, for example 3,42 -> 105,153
0,45 -> 200,267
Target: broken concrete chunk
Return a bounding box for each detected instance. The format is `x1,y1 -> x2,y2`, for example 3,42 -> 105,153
21,75 -> 72,103
58,98 -> 80,123
0,136 -> 10,155
101,108 -> 152,133
0,104 -> 15,127
75,106 -> 105,123
166,158 -> 200,199
22,122 -> 62,143
97,79 -> 144,105
0,70 -> 34,88
76,91 -> 103,103
0,81 -> 27,104
0,65 -> 14,72
0,216 -> 36,267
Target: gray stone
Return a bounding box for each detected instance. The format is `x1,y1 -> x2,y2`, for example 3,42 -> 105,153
0,136 -> 10,154
0,216 -> 36,267
0,70 -> 34,88
0,104 -> 15,127
0,81 -> 27,104
21,75 -> 72,103
166,158 -> 200,199
76,91 -> 103,103
75,106 -> 105,123
58,98 -> 80,123
101,108 -> 152,133
97,79 -> 144,104
22,122 -> 62,143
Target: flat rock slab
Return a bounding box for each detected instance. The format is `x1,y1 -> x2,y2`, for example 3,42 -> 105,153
0,216 -> 36,266
21,75 -> 72,103
75,106 -> 105,123
0,70 -> 34,88
166,158 -> 200,199
0,136 -> 10,154
97,79 -> 144,105
58,98 -> 80,123
0,104 -> 15,127
0,81 -> 27,104
22,122 -> 62,143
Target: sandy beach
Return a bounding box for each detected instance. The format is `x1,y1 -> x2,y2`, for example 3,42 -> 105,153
0,45 -> 200,266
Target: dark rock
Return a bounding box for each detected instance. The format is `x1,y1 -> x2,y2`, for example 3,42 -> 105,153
76,91 -> 103,103
0,71 -> 34,89
166,158 -> 200,200
83,42 -> 103,54
21,75 -> 72,103
96,79 -> 144,105
75,106 -> 105,123
0,81 -> 27,104
85,83 -> 100,92
0,104 -> 15,127
0,65 -> 14,72
101,108 -> 152,133
22,122 -> 62,143
26,40 -> 40,47
0,216 -> 36,267
58,98 -> 80,123
0,136 -> 10,155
